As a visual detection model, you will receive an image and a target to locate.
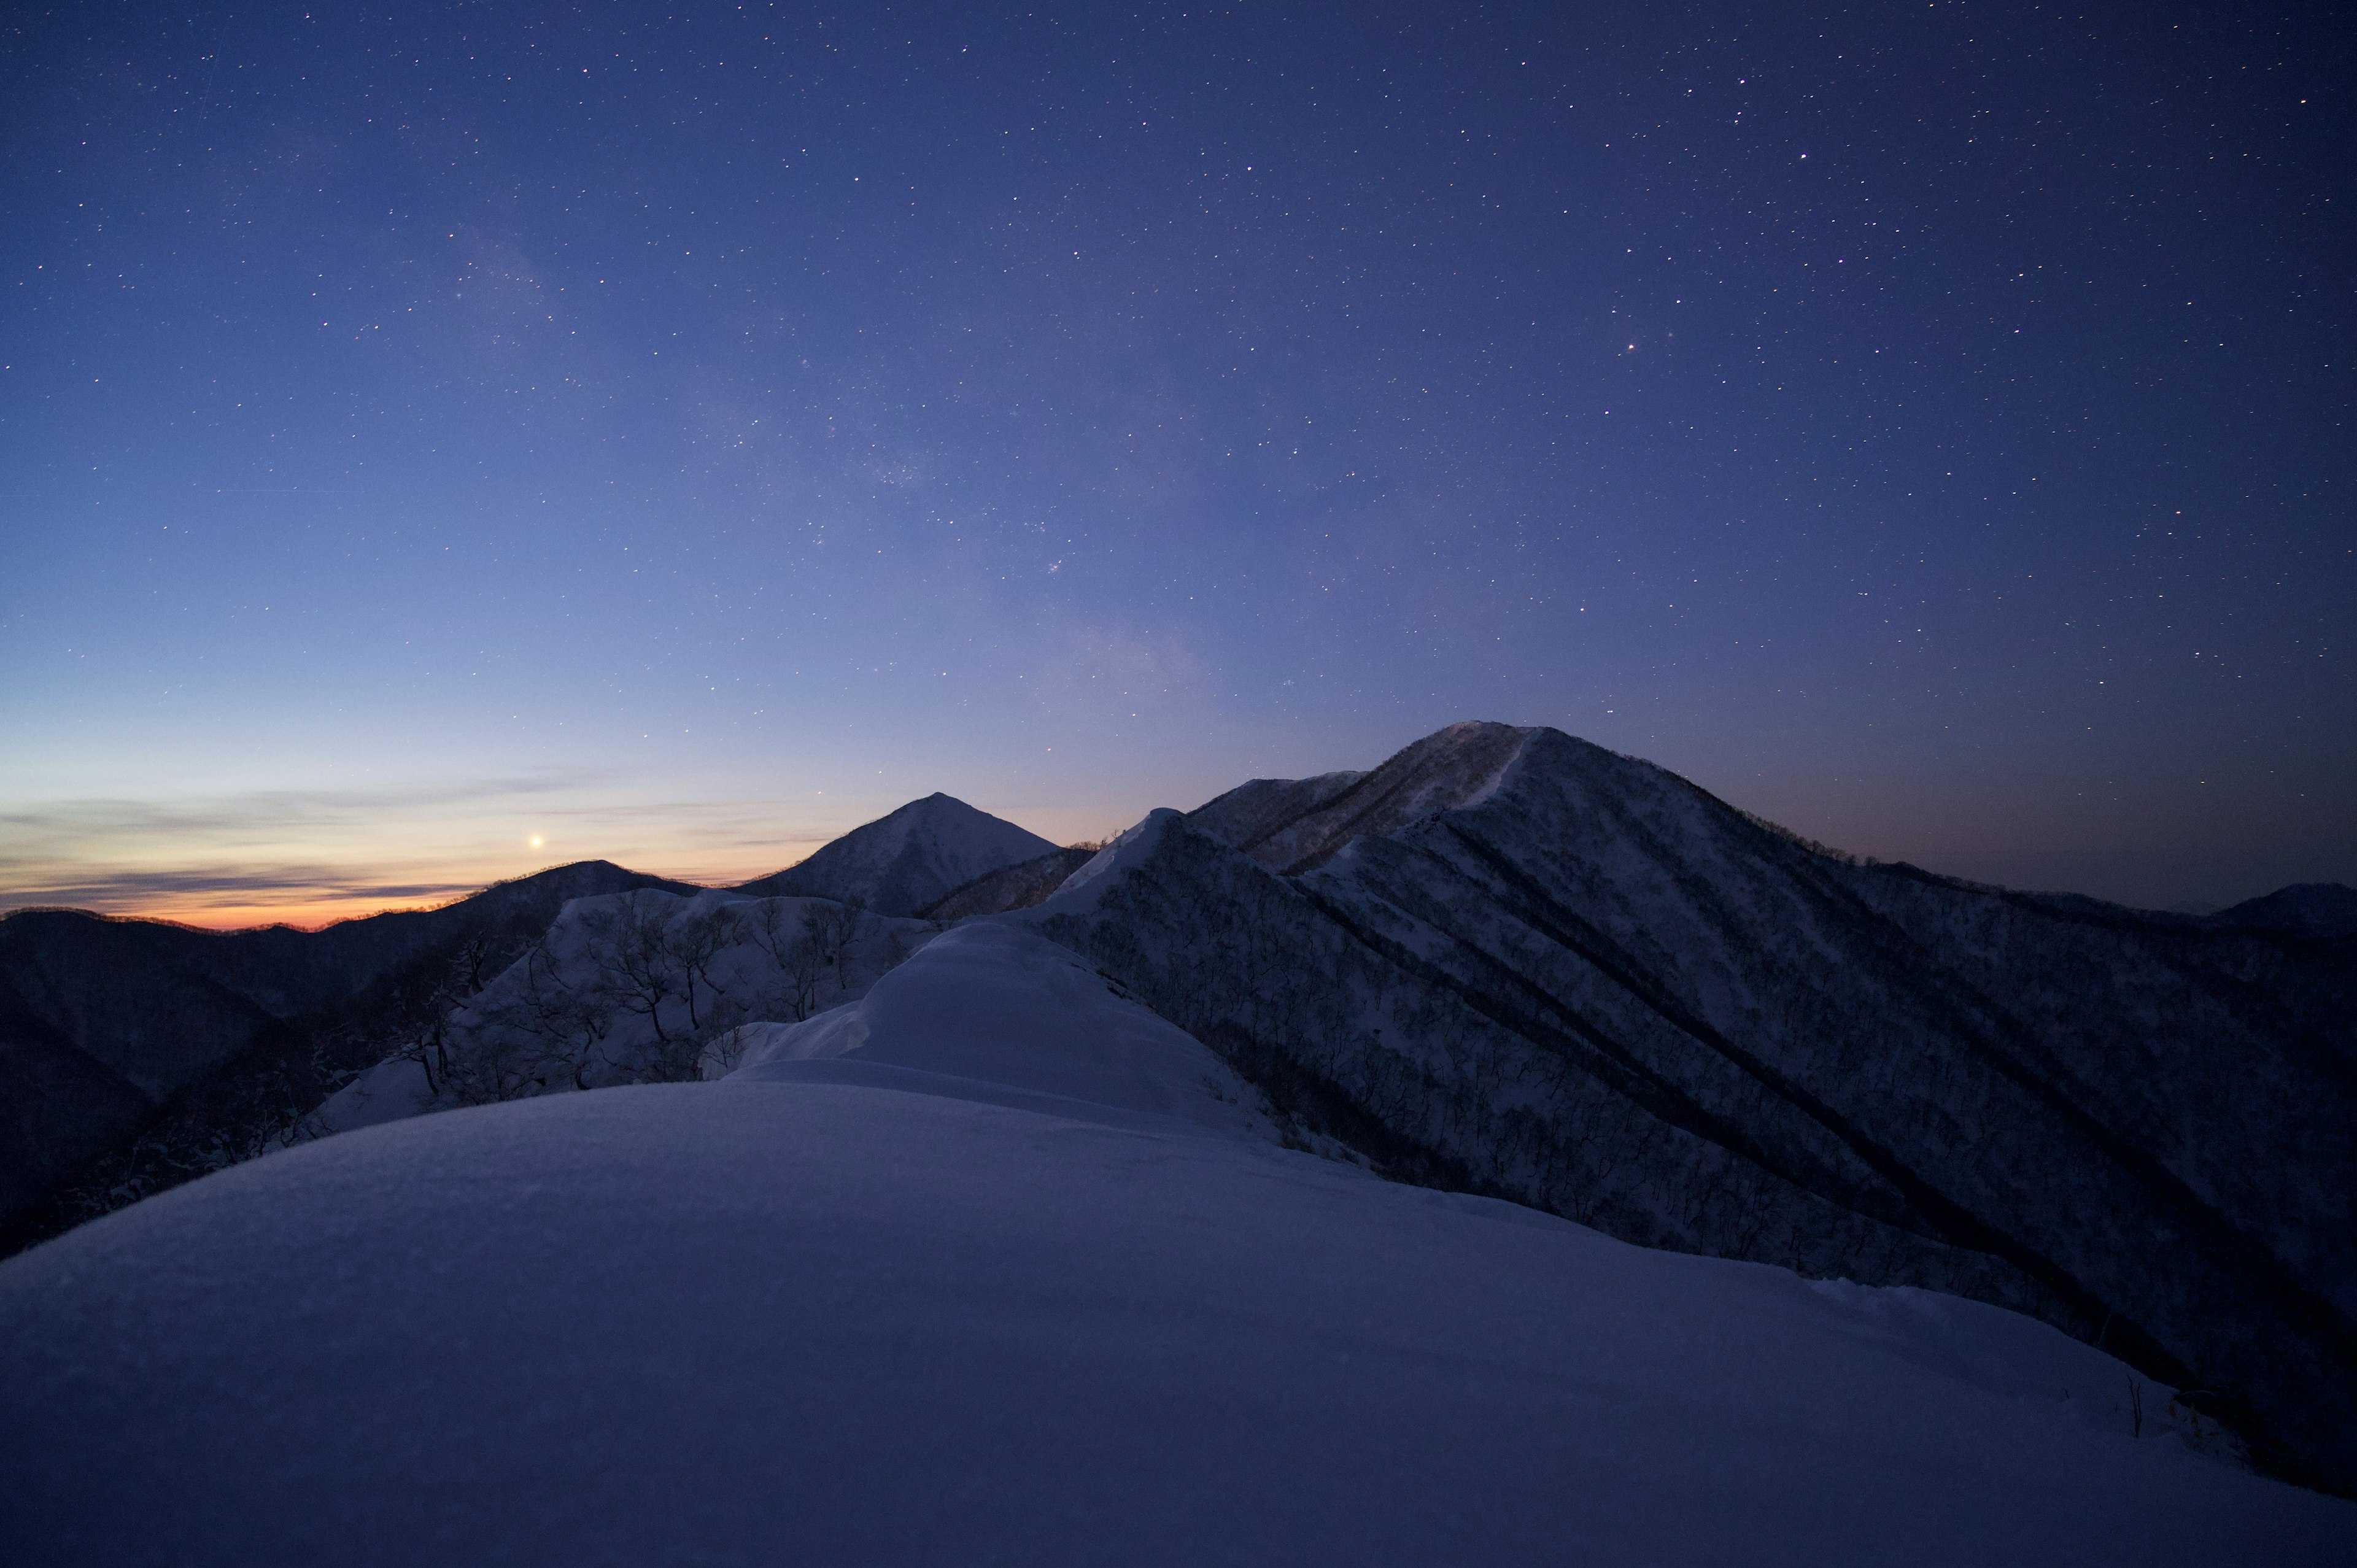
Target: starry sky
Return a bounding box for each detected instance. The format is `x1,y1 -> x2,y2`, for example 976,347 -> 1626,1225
3,1 -> 2350,927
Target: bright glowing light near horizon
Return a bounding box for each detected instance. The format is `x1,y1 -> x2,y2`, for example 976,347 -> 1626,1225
529,835 -> 544,849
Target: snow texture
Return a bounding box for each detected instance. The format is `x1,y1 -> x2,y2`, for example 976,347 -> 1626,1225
916,844 -> 1097,920
1189,720 -> 1530,873
1038,806 -> 1183,914
733,792 -> 1056,916
719,922 -> 1275,1140
2,921 -> 2346,1565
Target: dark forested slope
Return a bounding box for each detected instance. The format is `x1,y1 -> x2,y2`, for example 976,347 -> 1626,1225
0,861 -> 693,1241
1016,722 -> 2357,1491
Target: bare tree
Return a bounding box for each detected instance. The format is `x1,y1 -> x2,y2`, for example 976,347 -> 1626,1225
302,921 -> 532,1105
376,946 -> 473,1097
736,898 -> 829,1023
805,897 -> 865,991
669,906 -> 734,1033
739,897 -> 795,970
584,890 -> 686,1046
457,937 -> 614,1103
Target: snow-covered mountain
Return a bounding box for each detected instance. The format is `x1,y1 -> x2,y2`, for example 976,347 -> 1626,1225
733,792 -> 1056,916
1015,720 -> 2357,1493
1,797 -> 1057,1246
2,917 -> 2343,1564
2205,881 -> 2357,941
7,722 -> 2352,1518
916,843 -> 1097,919
0,859 -> 695,1248
308,886 -> 937,1135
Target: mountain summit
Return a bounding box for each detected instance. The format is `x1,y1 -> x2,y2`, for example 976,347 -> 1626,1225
733,794 -> 1056,917
1018,720 -> 2357,1491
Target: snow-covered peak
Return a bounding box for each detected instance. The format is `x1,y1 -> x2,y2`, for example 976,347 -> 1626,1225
1034,807 -> 1184,915
723,920 -> 1270,1140
1190,720 -> 1535,873
734,793 -> 1057,916
1183,769 -> 1364,857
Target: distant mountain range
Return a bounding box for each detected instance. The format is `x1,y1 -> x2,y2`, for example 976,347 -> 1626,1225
2202,882 -> 2357,941
0,861 -> 698,1240
4,722 -> 2351,1490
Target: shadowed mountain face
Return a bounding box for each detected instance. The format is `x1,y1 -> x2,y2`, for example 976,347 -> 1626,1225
0,861 -> 695,1241
1015,721 -> 2357,1493
919,846 -> 1099,922
2206,884 -> 2357,942
733,794 -> 1056,917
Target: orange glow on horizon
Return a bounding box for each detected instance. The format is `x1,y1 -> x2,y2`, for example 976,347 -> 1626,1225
112,895 -> 468,935
20,851 -> 831,933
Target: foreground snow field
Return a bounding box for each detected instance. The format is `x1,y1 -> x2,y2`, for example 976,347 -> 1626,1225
1,930 -> 2348,1565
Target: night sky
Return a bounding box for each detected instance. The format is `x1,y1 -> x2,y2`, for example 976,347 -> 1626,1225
4,2 -> 2350,927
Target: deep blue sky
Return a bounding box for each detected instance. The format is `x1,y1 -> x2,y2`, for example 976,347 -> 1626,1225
4,1 -> 2350,924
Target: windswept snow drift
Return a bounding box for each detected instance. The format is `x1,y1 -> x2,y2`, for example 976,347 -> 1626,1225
713,922 -> 1275,1141
1,892 -> 2347,1564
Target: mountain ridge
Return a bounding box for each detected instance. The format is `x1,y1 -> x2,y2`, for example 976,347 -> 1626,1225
0,795 -> 1061,1248
7,730 -> 2350,1489
0,859 -> 699,1247
732,792 -> 1058,916
1011,720 -> 2357,1491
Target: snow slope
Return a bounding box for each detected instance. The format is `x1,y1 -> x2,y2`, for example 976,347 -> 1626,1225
2,918 -> 2348,1565
714,922 -> 1275,1140
2,1097 -> 2343,1562
1020,720 -> 2357,1490
733,793 -> 1057,916
916,844 -> 1097,919
1188,720 -> 1527,874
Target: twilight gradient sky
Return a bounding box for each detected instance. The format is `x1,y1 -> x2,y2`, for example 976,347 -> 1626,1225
4,1 -> 2350,927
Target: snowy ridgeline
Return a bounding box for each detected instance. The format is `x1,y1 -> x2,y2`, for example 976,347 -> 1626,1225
312,887 -> 935,1136
713,922 -> 1281,1142
731,790 -> 1059,914
1019,722 -> 2357,1492
2,921 -> 2347,1564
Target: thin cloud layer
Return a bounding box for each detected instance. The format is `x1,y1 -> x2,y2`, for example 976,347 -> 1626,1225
0,772 -> 857,927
